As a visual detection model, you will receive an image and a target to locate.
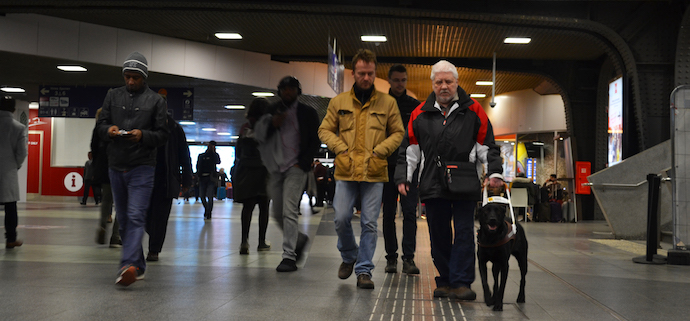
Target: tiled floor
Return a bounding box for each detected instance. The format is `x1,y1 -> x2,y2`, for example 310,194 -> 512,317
2,196 -> 690,320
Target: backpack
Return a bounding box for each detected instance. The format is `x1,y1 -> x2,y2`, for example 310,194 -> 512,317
197,152 -> 217,176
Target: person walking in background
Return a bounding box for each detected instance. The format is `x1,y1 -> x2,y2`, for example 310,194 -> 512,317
233,98 -> 271,255
218,168 -> 228,187
96,51 -> 169,286
319,49 -> 405,289
0,97 -> 28,249
91,108 -> 121,247
197,141 -> 220,219
313,160 -> 327,208
395,60 -> 503,300
255,76 -> 320,272
81,151 -> 101,205
382,64 -> 422,275
145,113 -> 193,262
192,172 -> 199,201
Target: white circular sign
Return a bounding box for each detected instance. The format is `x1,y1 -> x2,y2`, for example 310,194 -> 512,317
64,172 -> 84,192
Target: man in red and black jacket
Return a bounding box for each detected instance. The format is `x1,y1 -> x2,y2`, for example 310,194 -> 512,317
395,60 -> 503,301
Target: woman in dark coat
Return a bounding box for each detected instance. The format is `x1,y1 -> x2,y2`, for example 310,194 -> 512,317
232,98 -> 271,254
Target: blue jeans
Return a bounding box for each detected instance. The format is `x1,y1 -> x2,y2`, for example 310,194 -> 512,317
109,166 -> 155,271
333,180 -> 383,276
425,198 -> 476,288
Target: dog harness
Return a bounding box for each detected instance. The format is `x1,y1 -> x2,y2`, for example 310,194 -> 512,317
482,184 -> 517,236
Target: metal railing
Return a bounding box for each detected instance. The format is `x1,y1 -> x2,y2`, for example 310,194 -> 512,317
582,177 -> 671,188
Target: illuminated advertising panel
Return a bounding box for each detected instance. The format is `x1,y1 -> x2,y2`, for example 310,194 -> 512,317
608,76 -> 623,166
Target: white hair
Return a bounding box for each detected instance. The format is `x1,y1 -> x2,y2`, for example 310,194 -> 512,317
430,60 -> 458,80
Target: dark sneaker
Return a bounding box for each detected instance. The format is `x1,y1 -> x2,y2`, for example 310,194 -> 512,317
276,258 -> 297,272
385,258 -> 397,273
146,252 -> 159,262
338,261 -> 355,279
402,259 -> 420,274
96,228 -> 106,244
115,265 -> 137,286
109,239 -> 122,248
239,242 -> 249,255
295,233 -> 309,261
449,287 -> 476,300
135,267 -> 145,280
257,241 -> 271,252
5,240 -> 23,249
433,286 -> 451,298
356,274 -> 375,289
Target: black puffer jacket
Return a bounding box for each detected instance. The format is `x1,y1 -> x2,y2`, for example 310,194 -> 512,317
96,84 -> 169,171
395,89 -> 502,201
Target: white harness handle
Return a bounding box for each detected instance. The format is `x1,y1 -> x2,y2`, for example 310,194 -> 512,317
482,184 -> 517,237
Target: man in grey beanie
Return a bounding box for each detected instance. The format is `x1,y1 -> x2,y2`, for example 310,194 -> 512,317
97,51 -> 169,286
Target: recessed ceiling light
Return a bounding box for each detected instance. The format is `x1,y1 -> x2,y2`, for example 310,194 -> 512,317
470,94 -> 486,98
57,65 -> 87,72
179,121 -> 196,125
230,135 -> 239,139
504,37 -> 531,44
224,105 -> 245,110
476,81 -> 493,86
1,87 -> 25,93
29,102 -> 39,109
252,92 -> 274,97
202,128 -> 217,132
217,132 -> 231,135
361,35 -> 387,42
186,139 -> 196,142
215,33 -> 242,40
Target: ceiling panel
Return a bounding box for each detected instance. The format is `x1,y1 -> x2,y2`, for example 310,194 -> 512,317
0,1 -> 614,143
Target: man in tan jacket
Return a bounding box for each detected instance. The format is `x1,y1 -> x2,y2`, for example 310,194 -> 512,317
319,49 -> 404,289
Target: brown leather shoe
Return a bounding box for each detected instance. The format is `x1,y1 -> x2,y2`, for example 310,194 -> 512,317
338,261 -> 355,279
356,274 -> 374,289
433,286 -> 451,298
6,240 -> 23,249
449,287 -> 477,300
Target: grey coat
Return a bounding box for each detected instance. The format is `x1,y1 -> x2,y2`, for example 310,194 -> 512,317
0,111 -> 28,203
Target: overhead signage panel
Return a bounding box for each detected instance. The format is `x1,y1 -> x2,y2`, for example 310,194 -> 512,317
38,85 -> 193,120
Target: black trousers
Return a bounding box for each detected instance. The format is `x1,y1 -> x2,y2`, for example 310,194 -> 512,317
82,179 -> 102,204
315,182 -> 326,207
240,195 -> 270,244
381,166 -> 419,261
145,184 -> 173,254
3,202 -> 18,242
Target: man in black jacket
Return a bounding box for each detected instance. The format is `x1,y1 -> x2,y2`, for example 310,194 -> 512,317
145,113 -> 193,262
254,76 -> 320,272
97,51 -> 169,286
395,60 -> 503,301
382,64 -> 422,275
197,141 -> 220,219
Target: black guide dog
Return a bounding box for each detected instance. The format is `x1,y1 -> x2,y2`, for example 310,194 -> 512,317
476,202 -> 528,311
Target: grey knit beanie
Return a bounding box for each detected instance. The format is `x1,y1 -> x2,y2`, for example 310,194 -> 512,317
122,52 -> 148,78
